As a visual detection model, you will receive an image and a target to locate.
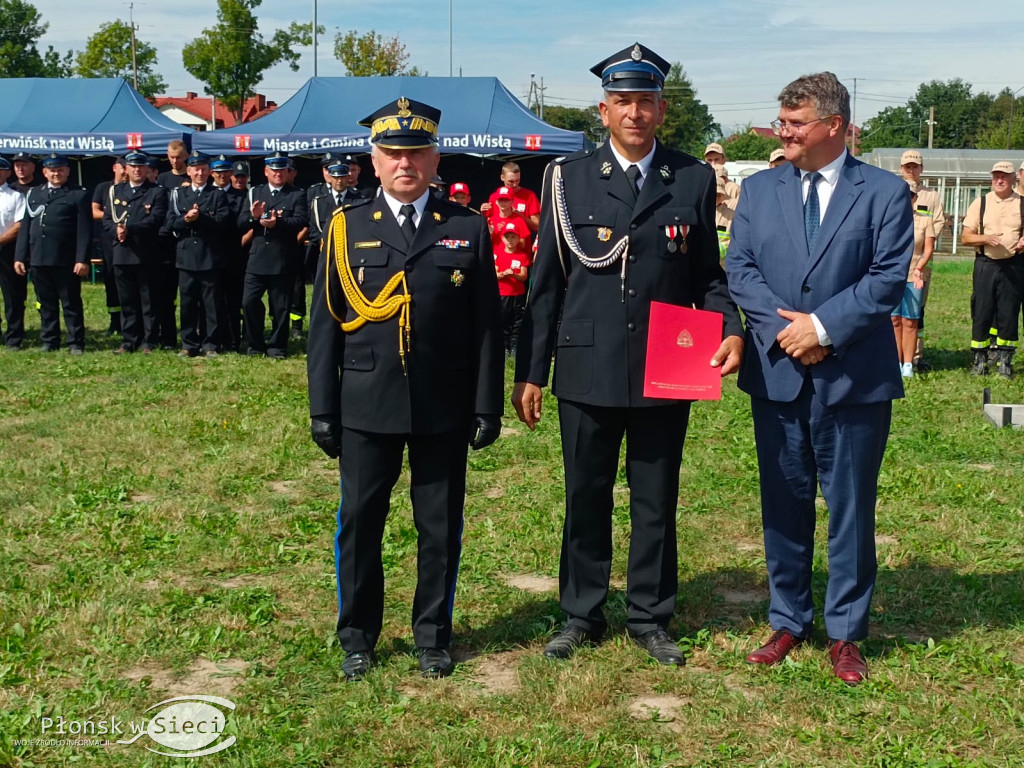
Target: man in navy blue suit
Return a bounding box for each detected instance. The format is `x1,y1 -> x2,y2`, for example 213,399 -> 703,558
725,72 -> 913,685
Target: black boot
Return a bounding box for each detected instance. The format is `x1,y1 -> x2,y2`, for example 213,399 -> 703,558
290,320 -> 303,340
970,349 -> 988,376
998,348 -> 1014,379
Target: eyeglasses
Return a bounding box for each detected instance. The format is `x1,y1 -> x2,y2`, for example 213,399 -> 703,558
770,116 -> 836,136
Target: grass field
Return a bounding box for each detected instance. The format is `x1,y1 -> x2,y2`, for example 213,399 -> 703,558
1,258 -> 1023,767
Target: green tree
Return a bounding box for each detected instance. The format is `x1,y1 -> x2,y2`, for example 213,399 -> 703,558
332,29 -> 423,76
859,105 -> 924,153
76,21 -> 166,98
182,0 -> 307,121
974,88 -> 1024,150
657,63 -> 719,155
542,105 -> 605,145
722,126 -> 781,161
0,0 -> 74,77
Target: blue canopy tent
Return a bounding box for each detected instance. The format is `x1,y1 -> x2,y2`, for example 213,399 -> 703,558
0,78 -> 191,156
190,77 -> 587,157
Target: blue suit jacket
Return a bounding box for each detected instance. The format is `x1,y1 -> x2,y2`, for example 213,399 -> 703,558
725,153 -> 914,406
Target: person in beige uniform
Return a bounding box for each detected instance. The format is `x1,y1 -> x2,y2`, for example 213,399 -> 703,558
961,161 -> 1024,377
898,150 -> 946,370
1017,161 -> 1024,197
768,148 -> 787,168
891,180 -> 934,377
704,142 -> 740,200
714,174 -> 735,260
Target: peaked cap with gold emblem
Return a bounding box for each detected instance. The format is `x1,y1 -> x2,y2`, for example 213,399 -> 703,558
359,97 -> 441,149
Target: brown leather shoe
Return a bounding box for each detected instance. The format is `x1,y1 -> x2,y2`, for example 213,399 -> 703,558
746,629 -> 803,665
829,640 -> 868,685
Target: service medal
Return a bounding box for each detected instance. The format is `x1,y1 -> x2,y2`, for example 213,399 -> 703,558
667,241 -> 678,253
597,227 -> 612,242
451,269 -> 465,287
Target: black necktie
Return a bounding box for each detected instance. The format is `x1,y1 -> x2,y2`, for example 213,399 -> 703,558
335,193 -> 343,208
625,164 -> 641,204
399,204 -> 417,243
271,188 -> 279,199
804,171 -> 821,247
47,187 -> 55,200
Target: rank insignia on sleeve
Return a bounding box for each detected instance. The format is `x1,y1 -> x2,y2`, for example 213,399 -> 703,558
600,161 -> 613,177
451,269 -> 465,287
372,210 -> 383,221
597,227 -> 612,242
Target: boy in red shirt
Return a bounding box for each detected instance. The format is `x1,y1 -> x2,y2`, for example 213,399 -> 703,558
487,186 -> 530,252
494,221 -> 530,356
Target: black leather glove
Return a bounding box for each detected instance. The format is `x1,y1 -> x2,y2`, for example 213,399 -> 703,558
469,414 -> 501,451
310,417 -> 341,459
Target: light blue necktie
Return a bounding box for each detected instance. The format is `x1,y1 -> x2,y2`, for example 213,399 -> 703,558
804,171 -> 821,247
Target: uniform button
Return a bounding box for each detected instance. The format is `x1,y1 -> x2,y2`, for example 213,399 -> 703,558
802,285 -> 811,293
564,335 -> 571,342
628,255 -> 636,262
627,322 -> 635,331
630,224 -> 637,230
359,258 -> 366,264
628,289 -> 636,297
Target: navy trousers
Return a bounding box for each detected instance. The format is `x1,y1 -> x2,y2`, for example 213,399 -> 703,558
750,379 -> 892,642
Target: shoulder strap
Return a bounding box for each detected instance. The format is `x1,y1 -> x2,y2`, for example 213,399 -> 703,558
978,194 -> 986,257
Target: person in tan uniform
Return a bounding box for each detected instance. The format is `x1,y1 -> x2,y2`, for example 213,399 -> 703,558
714,174 -> 735,260
961,161 -> 1024,377
1017,161 -> 1024,197
898,150 -> 946,370
704,142 -> 741,200
768,147 -> 787,168
891,180 -> 934,378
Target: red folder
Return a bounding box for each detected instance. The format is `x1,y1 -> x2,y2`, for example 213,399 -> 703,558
643,302 -> 723,401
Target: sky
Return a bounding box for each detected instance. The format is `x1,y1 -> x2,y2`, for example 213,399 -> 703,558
34,0 -> 1024,136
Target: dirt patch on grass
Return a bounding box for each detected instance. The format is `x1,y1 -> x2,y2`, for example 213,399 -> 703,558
483,486 -> 504,499
628,694 -> 690,732
130,492 -> 157,504
505,574 -> 557,593
722,673 -> 758,700
139,574 -> 192,591
876,535 -> 899,546
123,658 -> 249,697
967,463 -> 995,471
467,651 -> 522,695
216,574 -> 265,589
269,481 -> 298,496
716,587 -> 766,606
499,425 -> 523,438
734,539 -> 762,553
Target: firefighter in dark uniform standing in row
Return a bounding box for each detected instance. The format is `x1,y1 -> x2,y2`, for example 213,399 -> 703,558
239,151 -> 307,358
512,44 -> 744,666
104,151 -> 168,353
167,151 -> 230,357
307,160 -> 353,270
0,157 -> 27,349
211,156 -> 248,353
14,153 -> 92,353
307,97 -> 503,682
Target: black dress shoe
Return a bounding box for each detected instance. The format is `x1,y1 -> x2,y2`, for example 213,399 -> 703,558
418,647 -> 454,678
543,625 -> 597,659
341,650 -> 376,681
631,629 -> 684,666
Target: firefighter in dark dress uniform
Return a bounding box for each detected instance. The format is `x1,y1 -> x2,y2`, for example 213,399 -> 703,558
104,151 -> 168,353
14,153 -> 91,353
167,151 -> 230,357
238,151 -> 307,358
512,44 -> 744,666
306,97 -> 504,682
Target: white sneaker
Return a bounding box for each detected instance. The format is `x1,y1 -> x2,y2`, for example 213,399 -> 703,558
901,362 -> 914,378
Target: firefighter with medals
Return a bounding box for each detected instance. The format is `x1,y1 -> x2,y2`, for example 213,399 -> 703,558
512,44 -> 744,666
104,151 -> 168,353
306,97 -> 504,682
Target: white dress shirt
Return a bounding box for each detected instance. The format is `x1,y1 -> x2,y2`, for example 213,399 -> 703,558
607,141 -> 656,191
380,188 -> 429,228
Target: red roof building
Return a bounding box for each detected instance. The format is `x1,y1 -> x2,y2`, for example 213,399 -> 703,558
152,92 -> 277,131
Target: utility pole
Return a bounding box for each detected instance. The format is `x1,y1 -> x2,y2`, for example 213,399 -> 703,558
312,0 -> 317,77
850,78 -> 857,155
128,3 -> 138,90
448,0 -> 453,77
927,105 -> 935,149
539,77 -> 545,121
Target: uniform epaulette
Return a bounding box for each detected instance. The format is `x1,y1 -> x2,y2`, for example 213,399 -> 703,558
333,197 -> 372,217
554,149 -> 592,165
